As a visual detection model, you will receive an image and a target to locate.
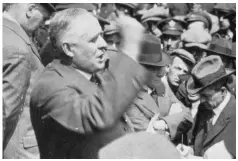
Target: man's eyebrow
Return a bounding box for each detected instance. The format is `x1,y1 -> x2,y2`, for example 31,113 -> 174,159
82,32 -> 103,42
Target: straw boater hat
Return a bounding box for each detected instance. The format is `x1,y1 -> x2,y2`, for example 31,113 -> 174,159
186,55 -> 235,94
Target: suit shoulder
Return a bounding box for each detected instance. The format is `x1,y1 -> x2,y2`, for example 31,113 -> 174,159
3,27 -> 30,59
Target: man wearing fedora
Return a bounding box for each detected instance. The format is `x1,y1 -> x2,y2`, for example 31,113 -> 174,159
157,18 -> 187,54
126,34 -> 173,132
203,37 -> 236,96
178,55 -> 236,158
3,3 -> 55,158
213,3 -> 236,41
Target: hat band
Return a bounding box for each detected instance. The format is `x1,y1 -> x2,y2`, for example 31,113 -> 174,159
209,43 -> 232,55
193,65 -> 226,88
162,27 -> 183,32
139,54 -> 162,64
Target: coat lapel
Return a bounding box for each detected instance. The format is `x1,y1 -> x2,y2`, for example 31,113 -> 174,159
203,95 -> 235,146
50,59 -> 96,95
136,90 -> 160,119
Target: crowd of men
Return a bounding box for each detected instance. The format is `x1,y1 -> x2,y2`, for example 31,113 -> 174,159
2,3 -> 236,159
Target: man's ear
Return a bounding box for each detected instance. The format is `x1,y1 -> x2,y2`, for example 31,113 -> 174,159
61,43 -> 74,57
26,3 -> 36,19
165,64 -> 170,73
221,86 -> 227,96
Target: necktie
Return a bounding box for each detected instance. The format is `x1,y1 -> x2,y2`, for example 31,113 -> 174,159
150,90 -> 158,103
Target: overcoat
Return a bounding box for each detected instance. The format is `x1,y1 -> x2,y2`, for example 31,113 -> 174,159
3,16 -> 44,158
30,51 -> 150,159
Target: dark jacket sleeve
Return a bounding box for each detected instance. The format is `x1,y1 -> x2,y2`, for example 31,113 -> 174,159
3,46 -> 31,148
43,52 -> 150,134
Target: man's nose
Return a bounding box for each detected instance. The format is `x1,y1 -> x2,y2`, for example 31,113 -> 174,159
220,16 -> 224,22
97,36 -> 108,49
167,38 -> 172,45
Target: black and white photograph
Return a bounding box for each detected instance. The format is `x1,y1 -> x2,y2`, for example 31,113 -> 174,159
1,2 -> 236,159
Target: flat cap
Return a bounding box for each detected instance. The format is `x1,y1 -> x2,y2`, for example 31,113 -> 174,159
170,48 -> 196,65
157,18 -> 186,36
185,11 -> 212,31
104,21 -> 120,35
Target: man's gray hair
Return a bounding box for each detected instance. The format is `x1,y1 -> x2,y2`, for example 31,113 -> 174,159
49,8 -> 89,51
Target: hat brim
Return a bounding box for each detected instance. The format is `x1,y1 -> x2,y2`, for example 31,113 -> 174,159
163,30 -> 182,36
184,43 -> 208,49
142,17 -> 163,23
187,68 -> 235,95
203,48 -> 236,58
139,52 -> 171,67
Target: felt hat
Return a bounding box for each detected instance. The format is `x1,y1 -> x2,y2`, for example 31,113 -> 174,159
203,37 -> 235,58
186,55 -> 235,94
138,34 -> 162,67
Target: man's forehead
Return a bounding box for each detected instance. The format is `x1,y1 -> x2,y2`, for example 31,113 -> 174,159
73,15 -> 102,40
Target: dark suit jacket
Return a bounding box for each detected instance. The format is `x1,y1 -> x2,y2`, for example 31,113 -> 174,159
3,16 -> 44,158
192,94 -> 236,157
30,50 -> 150,159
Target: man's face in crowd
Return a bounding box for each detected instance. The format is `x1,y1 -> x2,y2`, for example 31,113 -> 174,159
167,57 -> 189,87
184,46 -> 207,62
116,5 -> 133,17
188,3 -> 203,12
215,10 -> 231,30
200,86 -> 224,109
27,4 -> 50,33
104,33 -> 121,49
68,15 -> 108,73
162,34 -> 181,53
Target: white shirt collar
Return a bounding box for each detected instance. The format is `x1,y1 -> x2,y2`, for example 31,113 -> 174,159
3,12 -> 21,27
76,69 -> 92,80
212,91 -> 231,125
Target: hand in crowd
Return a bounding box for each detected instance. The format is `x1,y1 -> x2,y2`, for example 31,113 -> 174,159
176,144 -> 194,158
